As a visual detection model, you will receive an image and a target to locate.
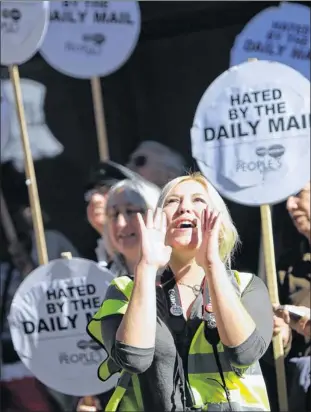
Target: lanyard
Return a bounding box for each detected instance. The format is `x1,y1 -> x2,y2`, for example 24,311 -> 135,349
160,273 -> 190,408
202,279 -> 217,330
161,272 -> 217,331
161,273 -> 186,334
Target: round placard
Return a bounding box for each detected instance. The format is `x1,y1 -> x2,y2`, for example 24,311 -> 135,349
8,258 -> 118,396
230,2 -> 310,80
191,60 -> 310,206
1,1 -> 50,66
40,1 -> 141,79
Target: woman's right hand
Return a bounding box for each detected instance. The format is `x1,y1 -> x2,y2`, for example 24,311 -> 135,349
136,208 -> 172,271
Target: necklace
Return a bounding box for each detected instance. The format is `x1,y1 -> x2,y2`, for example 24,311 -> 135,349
178,282 -> 202,297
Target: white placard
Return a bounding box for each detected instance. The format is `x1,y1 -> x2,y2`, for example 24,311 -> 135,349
40,1 -> 141,79
191,60 -> 310,206
1,1 -> 50,66
1,79 -> 64,172
230,2 -> 310,80
8,258 -> 118,396
1,85 -> 10,157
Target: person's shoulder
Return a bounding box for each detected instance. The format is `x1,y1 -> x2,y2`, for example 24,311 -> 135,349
235,271 -> 266,295
232,270 -> 255,293
105,275 -> 134,301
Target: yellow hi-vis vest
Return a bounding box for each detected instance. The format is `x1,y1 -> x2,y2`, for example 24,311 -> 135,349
87,276 -> 141,412
87,272 -> 270,412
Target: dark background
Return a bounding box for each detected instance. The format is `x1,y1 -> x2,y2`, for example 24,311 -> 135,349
1,1 -> 306,270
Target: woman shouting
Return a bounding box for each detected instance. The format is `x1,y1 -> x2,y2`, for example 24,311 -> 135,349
89,173 -> 273,412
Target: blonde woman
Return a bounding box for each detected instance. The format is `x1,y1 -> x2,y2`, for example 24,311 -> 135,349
89,173 -> 273,411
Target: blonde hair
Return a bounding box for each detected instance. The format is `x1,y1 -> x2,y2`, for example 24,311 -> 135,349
157,173 -> 240,269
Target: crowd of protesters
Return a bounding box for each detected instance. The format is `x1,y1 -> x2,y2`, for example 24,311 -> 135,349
1,140 -> 310,411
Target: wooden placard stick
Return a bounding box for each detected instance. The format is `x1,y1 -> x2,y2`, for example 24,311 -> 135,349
91,76 -> 110,161
247,57 -> 288,412
9,65 -> 48,266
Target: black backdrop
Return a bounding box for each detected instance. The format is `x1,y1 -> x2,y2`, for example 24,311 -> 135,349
1,1 -> 304,270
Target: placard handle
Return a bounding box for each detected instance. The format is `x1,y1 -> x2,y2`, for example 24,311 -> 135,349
9,65 -> 48,266
91,76 -> 109,161
245,57 -> 288,411
260,204 -> 288,412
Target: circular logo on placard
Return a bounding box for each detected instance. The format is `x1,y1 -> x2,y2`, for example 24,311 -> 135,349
8,258 -> 117,396
40,1 -> 141,79
1,1 -> 49,66
191,60 -> 310,206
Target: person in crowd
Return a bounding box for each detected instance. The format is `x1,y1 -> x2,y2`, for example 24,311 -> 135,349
103,178 -> 160,276
84,178 -> 160,411
126,141 -> 186,188
89,173 -> 273,411
276,181 -> 310,411
84,160 -> 150,266
261,181 -> 310,412
0,206 -> 79,412
277,181 -> 310,360
278,181 -> 310,324
274,304 -> 310,412
85,161 -> 138,235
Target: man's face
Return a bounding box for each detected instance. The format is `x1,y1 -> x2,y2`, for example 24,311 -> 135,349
286,182 -> 310,241
85,186 -> 110,235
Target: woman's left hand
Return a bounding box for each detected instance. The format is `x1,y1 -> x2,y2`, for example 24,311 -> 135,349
196,207 -> 222,272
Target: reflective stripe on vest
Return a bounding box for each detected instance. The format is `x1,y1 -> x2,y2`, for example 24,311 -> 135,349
87,276 -> 133,346
105,371 -> 131,412
188,271 -> 270,411
87,276 -> 143,411
104,372 -> 143,412
97,357 -> 120,381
